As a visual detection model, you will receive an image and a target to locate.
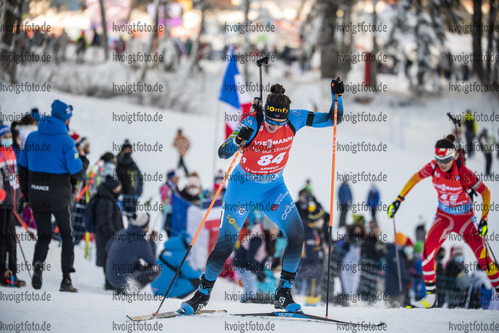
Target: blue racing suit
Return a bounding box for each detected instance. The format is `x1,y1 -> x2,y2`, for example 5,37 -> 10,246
204,95 -> 343,281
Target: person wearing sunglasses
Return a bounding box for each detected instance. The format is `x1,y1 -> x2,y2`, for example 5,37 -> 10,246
180,79 -> 344,314
387,134 -> 497,309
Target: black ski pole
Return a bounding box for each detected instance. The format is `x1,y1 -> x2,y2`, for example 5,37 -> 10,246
326,91 -> 340,318
447,112 -> 463,143
256,56 -> 269,111
485,239 -> 498,265
14,230 -> 32,280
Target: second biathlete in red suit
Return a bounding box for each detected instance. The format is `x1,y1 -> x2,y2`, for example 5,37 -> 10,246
388,135 -> 498,308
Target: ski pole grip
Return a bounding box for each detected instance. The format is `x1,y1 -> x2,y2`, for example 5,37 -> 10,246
257,56 -> 269,67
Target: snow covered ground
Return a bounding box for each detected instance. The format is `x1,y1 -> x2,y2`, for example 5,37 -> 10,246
1,225 -> 499,333
1,67 -> 499,331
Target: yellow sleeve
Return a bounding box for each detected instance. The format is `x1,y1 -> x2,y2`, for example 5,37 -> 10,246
399,173 -> 423,199
479,186 -> 491,220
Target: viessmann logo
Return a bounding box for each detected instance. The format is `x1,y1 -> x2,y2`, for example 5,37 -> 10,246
253,136 -> 293,146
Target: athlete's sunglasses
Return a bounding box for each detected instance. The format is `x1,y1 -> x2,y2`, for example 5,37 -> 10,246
265,114 -> 287,126
436,156 -> 454,164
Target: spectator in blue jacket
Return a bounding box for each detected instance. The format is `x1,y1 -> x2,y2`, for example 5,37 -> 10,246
151,231 -> 201,298
366,183 -> 380,221
18,100 -> 89,292
338,180 -> 353,228
105,212 -> 160,293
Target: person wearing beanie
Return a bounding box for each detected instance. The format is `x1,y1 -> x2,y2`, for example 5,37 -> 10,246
388,134 -> 496,308
105,212 -> 160,293
18,99 -> 89,292
181,79 -> 345,314
94,176 -> 123,290
413,241 -> 424,255
395,232 -> 407,247
115,139 -> 143,213
0,125 -> 25,287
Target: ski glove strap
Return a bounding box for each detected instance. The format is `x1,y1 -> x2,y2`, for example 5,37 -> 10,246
477,219 -> 488,237
388,198 -> 403,218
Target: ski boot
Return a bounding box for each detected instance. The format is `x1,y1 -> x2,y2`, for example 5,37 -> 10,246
6,276 -> 26,287
412,288 -> 437,309
0,270 -> 24,287
179,275 -> 215,314
0,270 -> 11,286
274,270 -> 301,312
60,276 -> 78,293
31,261 -> 43,290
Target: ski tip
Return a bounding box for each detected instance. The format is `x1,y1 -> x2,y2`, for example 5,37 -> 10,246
126,314 -> 155,321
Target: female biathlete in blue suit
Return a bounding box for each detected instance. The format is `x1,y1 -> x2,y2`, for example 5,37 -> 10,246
181,80 -> 345,314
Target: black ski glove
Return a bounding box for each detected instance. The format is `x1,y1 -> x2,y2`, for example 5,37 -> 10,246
331,77 -> 344,96
235,126 -> 254,146
388,196 -> 404,218
477,219 -> 488,236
